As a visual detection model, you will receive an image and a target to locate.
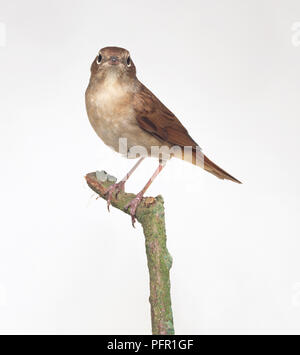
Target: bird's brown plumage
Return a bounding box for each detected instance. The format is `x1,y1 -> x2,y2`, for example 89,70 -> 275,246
86,46 -> 241,184
133,84 -> 241,183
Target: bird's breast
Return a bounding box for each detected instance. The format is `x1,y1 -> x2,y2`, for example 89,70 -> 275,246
85,79 -> 137,151
86,77 -> 164,158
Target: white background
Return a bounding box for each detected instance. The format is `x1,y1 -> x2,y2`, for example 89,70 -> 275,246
1,0 -> 300,334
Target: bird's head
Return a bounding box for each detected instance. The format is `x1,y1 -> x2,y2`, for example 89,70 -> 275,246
90,46 -> 136,81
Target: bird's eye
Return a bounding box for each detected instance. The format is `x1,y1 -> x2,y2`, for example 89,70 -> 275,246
127,56 -> 131,66
97,54 -> 102,64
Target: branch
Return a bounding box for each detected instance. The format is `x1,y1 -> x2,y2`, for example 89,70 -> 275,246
85,172 -> 174,335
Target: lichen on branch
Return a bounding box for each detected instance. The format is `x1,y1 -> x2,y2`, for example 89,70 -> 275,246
85,172 -> 174,335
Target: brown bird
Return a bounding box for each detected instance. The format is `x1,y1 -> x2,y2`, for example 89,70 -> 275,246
86,46 -> 241,225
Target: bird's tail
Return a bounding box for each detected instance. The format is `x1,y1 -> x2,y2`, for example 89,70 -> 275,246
191,149 -> 241,184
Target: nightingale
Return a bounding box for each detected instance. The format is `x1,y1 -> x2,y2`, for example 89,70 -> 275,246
86,47 -> 241,226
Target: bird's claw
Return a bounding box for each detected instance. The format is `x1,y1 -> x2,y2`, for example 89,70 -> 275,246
124,193 -> 144,227
104,181 -> 125,211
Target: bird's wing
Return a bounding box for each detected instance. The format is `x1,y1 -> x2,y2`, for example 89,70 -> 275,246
133,83 -> 199,148
133,83 -> 241,184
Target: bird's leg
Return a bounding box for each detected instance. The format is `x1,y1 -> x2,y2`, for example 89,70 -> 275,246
105,157 -> 145,211
125,163 -> 165,227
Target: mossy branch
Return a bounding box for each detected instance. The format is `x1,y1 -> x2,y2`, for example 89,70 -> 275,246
85,172 -> 174,335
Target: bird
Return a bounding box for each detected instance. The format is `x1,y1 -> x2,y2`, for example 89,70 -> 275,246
85,46 -> 241,226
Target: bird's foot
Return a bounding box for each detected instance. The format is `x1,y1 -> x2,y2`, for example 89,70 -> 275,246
104,180 -> 125,211
124,192 -> 144,227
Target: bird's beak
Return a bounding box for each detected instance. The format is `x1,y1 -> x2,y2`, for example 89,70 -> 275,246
109,56 -> 120,65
